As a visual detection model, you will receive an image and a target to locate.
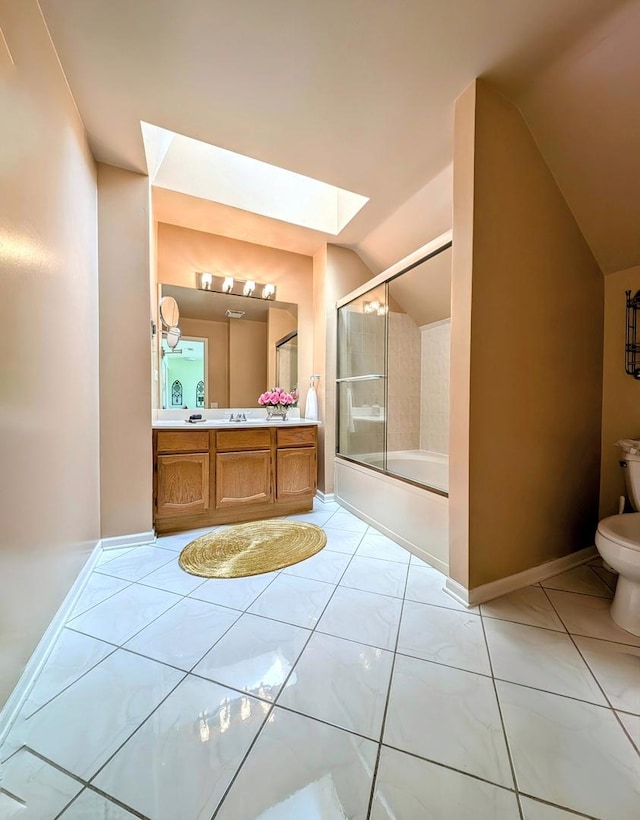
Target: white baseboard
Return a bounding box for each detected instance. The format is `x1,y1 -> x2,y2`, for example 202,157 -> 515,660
315,490 -> 335,503
100,529 -> 156,550
444,545 -> 598,607
0,538 -> 103,747
337,496 -> 449,575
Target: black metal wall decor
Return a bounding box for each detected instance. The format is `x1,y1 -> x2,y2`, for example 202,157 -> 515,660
196,381 -> 205,407
625,290 -> 640,379
171,380 -> 183,406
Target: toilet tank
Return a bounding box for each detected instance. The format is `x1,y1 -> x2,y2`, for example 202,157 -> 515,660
622,452 -> 640,511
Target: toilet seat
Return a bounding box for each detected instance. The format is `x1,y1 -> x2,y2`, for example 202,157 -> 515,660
597,513 -> 640,552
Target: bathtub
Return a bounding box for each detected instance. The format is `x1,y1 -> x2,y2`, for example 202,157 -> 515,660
371,450 -> 448,493
335,451 -> 449,573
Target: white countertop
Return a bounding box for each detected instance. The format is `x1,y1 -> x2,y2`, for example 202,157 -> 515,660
152,418 -> 320,430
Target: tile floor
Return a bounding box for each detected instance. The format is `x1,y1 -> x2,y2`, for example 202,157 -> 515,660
1,499 -> 639,819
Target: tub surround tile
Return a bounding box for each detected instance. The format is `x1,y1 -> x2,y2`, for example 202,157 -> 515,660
214,708 -> 378,820
22,628 -> 115,717
384,654 -> 513,788
546,590 -> 640,647
480,587 -> 566,632
248,574 -> 335,628
317,586 -> 403,651
339,555 -> 408,598
371,746 -> 520,820
67,584 -> 181,646
484,619 -> 607,705
398,600 -> 491,675
278,632 -> 394,739
497,681 -> 640,820
95,545 -> 176,582
193,613 -> 309,701
125,597 -> 240,670
574,636 -> 640,714
0,748 -> 83,818
189,572 -> 278,611
22,650 -> 183,779
541,566 -> 613,598
93,676 -> 268,820
282,548 -> 351,583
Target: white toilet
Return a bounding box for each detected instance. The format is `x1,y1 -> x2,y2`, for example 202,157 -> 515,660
595,442 -> 640,636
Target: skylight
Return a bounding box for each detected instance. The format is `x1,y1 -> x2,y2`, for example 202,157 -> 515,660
141,122 -> 368,235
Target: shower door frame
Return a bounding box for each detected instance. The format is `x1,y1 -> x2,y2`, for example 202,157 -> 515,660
335,230 -> 453,499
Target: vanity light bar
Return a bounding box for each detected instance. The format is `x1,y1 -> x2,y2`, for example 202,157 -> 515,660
196,272 -> 276,300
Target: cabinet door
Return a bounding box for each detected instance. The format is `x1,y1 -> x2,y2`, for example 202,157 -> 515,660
276,447 -> 317,500
156,453 -> 210,517
216,450 -> 272,508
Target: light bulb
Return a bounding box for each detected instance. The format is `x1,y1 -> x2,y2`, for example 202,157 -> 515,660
262,283 -> 275,299
243,280 -> 256,296
200,272 -> 213,289
222,276 -> 234,293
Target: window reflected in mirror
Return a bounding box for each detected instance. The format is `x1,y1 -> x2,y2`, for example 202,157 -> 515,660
158,284 -> 297,409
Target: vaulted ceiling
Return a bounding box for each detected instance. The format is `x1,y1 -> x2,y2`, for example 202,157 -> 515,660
39,0 -> 639,273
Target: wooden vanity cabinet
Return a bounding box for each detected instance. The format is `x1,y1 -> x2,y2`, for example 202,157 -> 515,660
153,424 -> 318,533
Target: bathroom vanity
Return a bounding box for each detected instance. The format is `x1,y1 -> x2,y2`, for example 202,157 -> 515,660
152,420 -> 319,534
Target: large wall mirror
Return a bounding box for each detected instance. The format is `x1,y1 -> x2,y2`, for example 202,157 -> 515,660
159,284 -> 298,409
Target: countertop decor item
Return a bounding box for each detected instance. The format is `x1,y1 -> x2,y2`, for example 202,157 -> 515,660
258,387 -> 299,421
178,520 -> 327,578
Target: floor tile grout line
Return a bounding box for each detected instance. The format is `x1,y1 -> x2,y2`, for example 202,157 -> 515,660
517,790 -> 601,820
539,585 -> 640,760
52,782 -> 151,820
365,554 -> 411,820
84,673 -> 188,794
479,610 -> 524,820
19,642 -> 120,724
209,524 -> 368,819
68,578 -> 135,621
379,741 -> 520,794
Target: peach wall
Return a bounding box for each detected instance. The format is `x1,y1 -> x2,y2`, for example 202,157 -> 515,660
229,320 -> 268,406
156,222 -> 312,410
450,80 -> 604,590
0,1 -> 100,706
600,265 -> 640,517
98,164 -> 153,538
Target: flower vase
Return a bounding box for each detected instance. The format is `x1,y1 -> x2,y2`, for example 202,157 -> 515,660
266,406 -> 288,421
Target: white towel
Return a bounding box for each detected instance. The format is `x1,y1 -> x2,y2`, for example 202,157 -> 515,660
305,382 -> 319,421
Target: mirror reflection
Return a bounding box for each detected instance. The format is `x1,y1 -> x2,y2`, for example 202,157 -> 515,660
159,284 -> 298,409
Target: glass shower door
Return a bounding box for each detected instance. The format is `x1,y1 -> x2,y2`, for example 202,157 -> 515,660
336,284 -> 387,469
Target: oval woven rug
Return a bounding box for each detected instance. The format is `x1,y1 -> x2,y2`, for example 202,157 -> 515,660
178,520 -> 327,579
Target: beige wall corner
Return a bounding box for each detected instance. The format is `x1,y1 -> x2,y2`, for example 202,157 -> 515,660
313,245 -> 374,494
600,265 -> 640,517
98,164 -> 153,538
450,79 -> 604,591
448,81 -> 477,590
0,0 -> 100,706
155,223 -> 313,411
